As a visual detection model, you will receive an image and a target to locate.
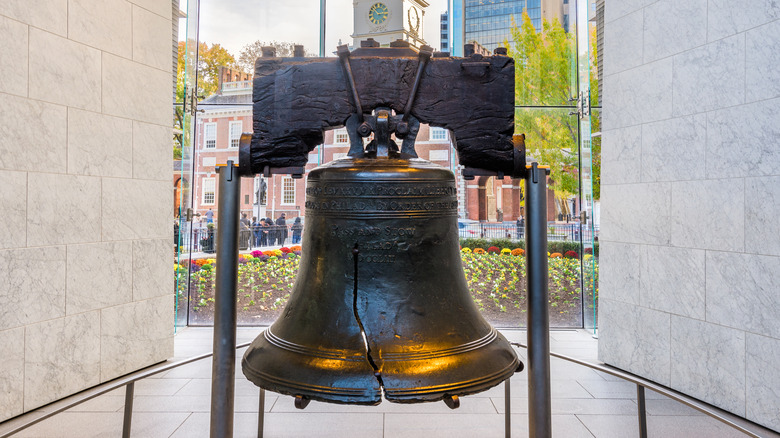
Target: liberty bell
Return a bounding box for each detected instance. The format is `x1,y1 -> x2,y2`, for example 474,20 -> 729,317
240,41 -> 526,407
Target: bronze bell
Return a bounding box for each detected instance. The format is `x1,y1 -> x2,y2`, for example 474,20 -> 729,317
241,156 -> 522,406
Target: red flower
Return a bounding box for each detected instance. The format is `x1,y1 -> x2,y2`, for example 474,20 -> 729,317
487,246 -> 500,254
564,250 -> 579,259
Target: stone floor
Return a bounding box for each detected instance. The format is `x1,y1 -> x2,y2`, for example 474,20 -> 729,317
2,328 -> 759,437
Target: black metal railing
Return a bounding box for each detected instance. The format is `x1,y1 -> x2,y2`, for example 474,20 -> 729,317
176,222 -> 304,254
458,221 -> 599,242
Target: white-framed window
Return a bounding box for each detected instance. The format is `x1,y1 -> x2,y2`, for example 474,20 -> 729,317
202,157 -> 216,168
281,177 -> 295,205
334,128 -> 349,144
308,152 -> 319,164
229,121 -> 242,148
202,178 -> 215,205
429,149 -> 449,161
204,123 -> 217,148
430,127 -> 448,141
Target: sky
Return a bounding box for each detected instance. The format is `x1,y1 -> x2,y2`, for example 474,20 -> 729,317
185,0 -> 449,59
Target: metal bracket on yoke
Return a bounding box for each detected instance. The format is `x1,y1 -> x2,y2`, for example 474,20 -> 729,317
262,165 -> 305,179
337,43 -> 433,159
461,167 -> 505,181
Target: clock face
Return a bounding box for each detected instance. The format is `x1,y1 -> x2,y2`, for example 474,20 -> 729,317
408,6 -> 420,32
369,3 -> 389,25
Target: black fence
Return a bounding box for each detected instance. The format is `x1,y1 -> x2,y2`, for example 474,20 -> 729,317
458,222 -> 598,242
175,221 -> 303,254
175,220 -> 598,255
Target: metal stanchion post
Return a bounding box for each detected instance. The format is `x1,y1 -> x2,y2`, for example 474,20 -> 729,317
505,378 -> 511,438
122,382 -> 134,438
210,161 -> 241,438
637,385 -> 648,438
525,162 -> 552,438
258,388 -> 265,438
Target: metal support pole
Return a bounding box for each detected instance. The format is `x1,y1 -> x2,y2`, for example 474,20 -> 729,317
257,388 -> 265,438
637,385 -> 648,438
525,162 -> 552,438
122,382 -> 134,438
504,378 -> 511,438
210,162 -> 241,438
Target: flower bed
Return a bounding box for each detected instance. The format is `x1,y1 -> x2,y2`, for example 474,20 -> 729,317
176,248 -> 599,327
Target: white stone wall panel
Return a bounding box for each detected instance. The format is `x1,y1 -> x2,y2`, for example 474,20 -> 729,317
29,28 -> 101,111
0,93 -> 67,173
0,246 -> 66,331
670,316 -> 746,415
746,19 -> 780,103
0,0 -> 67,36
0,328 -> 24,420
68,0 -> 132,57
66,241 -> 133,314
24,312 -> 101,409
67,108 -> 133,177
640,114 -> 706,182
27,173 -> 101,246
706,251 -> 780,339
0,16 -> 29,97
0,170 -> 28,249
642,0 -> 707,63
598,299 -> 671,386
100,296 -> 173,380
670,179 -> 744,252
671,34 -> 745,117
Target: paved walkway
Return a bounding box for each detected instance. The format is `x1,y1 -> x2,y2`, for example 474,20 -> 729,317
4,328 -> 755,437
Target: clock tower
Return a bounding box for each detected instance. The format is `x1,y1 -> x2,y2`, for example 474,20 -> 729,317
352,0 -> 429,48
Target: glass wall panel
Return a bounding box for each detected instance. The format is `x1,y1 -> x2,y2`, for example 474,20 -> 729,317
179,0 -> 599,329
174,0 -> 200,329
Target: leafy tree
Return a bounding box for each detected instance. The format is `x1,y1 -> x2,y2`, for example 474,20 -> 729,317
174,41 -> 238,158
589,27 -> 601,200
237,40 -> 316,74
197,42 -> 237,97
507,11 -> 601,204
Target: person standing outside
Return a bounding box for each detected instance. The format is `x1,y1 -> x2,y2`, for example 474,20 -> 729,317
240,213 -> 251,249
516,214 -> 524,239
251,216 -> 261,248
291,217 -> 303,244
276,213 -> 288,245
259,218 -> 269,247
205,208 -> 214,224
266,217 -> 277,246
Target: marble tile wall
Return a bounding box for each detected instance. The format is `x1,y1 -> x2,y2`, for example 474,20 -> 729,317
601,0 -> 780,431
0,1 -> 174,422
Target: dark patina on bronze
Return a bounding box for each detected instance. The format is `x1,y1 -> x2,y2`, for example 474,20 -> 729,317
241,41 -> 523,407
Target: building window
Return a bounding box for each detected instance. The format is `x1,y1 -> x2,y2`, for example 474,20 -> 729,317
281,177 -> 295,205
202,157 -> 216,168
229,121 -> 242,148
430,127 -> 448,141
429,149 -> 449,161
202,178 -> 215,205
333,153 -> 348,160
204,123 -> 217,148
334,128 -> 349,144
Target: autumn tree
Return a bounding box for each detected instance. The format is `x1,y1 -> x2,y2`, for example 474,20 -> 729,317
237,40 -> 316,73
507,11 -> 601,205
197,42 -> 237,97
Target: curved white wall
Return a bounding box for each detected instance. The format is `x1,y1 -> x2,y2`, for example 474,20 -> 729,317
0,0 -> 174,421
599,0 -> 780,431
